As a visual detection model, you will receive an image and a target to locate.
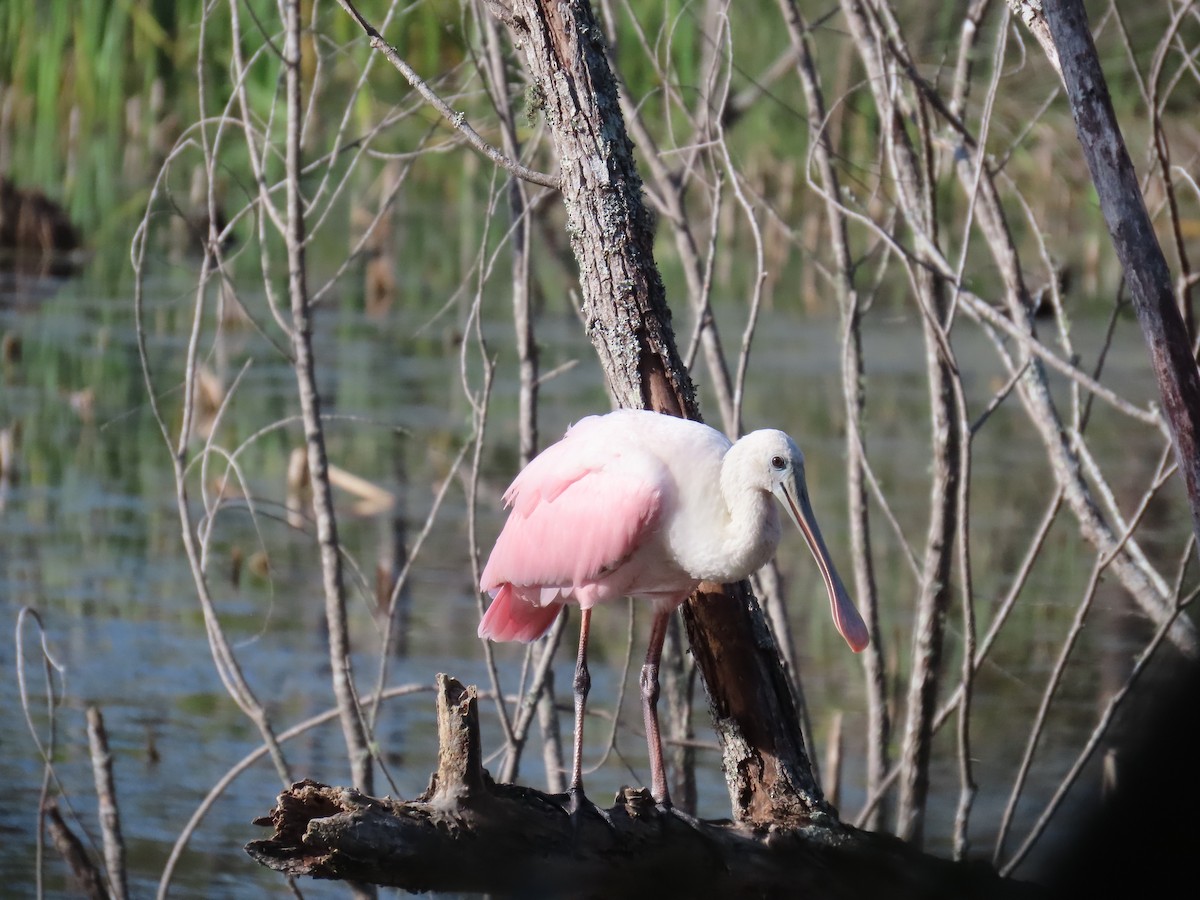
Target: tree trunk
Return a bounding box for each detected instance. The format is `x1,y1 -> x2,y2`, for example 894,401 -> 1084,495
493,0 -> 829,826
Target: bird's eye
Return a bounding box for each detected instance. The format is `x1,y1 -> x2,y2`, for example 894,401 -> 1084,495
770,455 -> 787,471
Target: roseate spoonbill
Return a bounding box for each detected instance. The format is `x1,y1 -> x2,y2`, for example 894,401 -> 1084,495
478,409 -> 868,807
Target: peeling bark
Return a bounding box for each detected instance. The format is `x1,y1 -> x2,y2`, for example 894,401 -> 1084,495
500,0 -> 693,414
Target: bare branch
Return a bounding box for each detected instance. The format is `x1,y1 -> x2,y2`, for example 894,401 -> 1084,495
282,0 -> 374,794
1044,0 -> 1200,547
1007,0 -> 1064,79
334,0 -> 560,189
86,707 -> 128,900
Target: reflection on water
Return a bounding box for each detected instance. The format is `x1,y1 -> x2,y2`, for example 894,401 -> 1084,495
0,264 -> 1191,896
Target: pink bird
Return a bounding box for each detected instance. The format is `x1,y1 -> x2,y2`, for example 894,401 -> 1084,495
478,409 -> 868,807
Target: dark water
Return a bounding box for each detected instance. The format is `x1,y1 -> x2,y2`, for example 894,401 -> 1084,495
1,263 -> 1191,896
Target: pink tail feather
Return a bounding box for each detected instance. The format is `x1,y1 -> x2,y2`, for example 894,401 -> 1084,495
478,584 -> 561,643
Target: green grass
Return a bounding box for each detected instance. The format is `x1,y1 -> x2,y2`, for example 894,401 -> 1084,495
1,0 -> 1194,306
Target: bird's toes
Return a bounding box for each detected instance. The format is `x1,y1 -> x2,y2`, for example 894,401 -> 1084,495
665,803 -> 704,829
566,784 -> 588,817
565,785 -> 615,832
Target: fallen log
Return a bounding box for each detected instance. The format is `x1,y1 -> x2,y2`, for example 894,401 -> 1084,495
246,675 -> 1042,898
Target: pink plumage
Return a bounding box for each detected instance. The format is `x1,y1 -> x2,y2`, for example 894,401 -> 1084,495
476,584 -> 563,642
478,414 -> 667,641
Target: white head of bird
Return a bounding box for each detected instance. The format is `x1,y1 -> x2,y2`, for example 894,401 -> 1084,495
707,426 -> 869,653
706,429 -> 811,580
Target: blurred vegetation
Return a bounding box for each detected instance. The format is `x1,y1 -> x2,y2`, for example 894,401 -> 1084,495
0,1 -> 462,233
0,0 -> 1197,299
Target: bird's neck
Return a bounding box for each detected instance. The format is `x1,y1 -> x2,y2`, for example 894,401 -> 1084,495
718,477 -> 781,581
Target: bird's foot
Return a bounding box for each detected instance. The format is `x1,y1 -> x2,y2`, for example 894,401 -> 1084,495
663,802 -> 704,829
566,785 -> 614,831
566,784 -> 588,818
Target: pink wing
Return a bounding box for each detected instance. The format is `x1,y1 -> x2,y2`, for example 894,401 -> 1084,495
477,584 -> 564,642
478,430 -> 664,642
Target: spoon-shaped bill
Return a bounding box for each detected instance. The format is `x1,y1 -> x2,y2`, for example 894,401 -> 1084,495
774,476 -> 870,653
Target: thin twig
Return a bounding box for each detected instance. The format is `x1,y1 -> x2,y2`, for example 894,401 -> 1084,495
993,447 -> 1177,861
369,438 -> 473,728
131,21 -> 293,786
15,608 -> 67,899
780,0 -> 891,823
157,684 -> 434,900
999,590 -> 1197,875
334,0 -> 559,188
282,0 -> 374,794
854,489 -> 1067,827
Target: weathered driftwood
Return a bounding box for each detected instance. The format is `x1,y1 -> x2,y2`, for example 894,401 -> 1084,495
246,675 -> 1040,898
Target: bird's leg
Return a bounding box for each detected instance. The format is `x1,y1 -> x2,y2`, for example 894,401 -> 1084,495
641,607 -> 672,807
568,606 -> 592,814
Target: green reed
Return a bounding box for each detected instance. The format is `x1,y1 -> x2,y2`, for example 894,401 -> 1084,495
0,0 -> 1191,300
